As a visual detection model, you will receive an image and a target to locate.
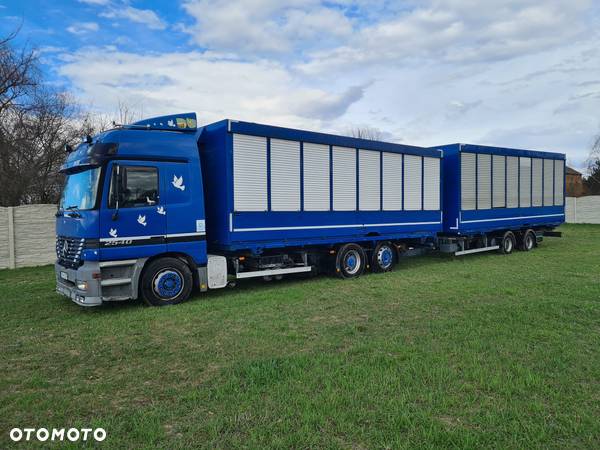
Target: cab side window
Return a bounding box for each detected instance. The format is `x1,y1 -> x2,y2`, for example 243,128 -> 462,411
109,166 -> 158,208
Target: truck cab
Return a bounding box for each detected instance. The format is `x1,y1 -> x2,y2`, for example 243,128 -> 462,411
55,113 -> 209,306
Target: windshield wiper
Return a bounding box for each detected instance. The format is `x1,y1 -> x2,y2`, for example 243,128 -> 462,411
64,205 -> 82,218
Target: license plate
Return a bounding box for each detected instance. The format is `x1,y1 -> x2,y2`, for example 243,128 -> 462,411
60,271 -> 68,281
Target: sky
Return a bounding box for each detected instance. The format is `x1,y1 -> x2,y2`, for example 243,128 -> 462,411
1,0 -> 599,172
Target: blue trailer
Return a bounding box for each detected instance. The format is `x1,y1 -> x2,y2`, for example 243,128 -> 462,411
435,143 -> 565,255
53,113 -> 564,307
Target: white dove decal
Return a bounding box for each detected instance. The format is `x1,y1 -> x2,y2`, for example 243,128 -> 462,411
172,175 -> 185,191
109,228 -> 118,238
137,214 -> 147,226
156,206 -> 166,215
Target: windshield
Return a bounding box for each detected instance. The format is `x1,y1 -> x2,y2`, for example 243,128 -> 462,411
60,167 -> 101,210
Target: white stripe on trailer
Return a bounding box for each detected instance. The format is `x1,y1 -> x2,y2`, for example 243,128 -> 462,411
460,213 -> 564,224
167,232 -> 207,238
236,266 -> 313,279
233,221 -> 441,232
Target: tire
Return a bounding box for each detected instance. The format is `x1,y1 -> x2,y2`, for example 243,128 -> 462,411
520,229 -> 536,251
141,257 -> 193,306
335,243 -> 366,279
372,242 -> 396,272
497,231 -> 516,255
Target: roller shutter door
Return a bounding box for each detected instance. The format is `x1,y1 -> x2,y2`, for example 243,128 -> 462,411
543,159 -> 554,206
554,160 -> 564,206
270,138 -> 300,211
507,156 -> 519,208
423,157 -> 440,210
382,153 -> 402,210
359,150 -> 380,211
492,155 -> 506,208
519,157 -> 531,207
233,134 -> 267,211
461,152 -> 476,210
477,154 -> 491,210
404,155 -> 422,210
333,146 -> 356,211
303,143 -> 330,211
531,158 -> 543,206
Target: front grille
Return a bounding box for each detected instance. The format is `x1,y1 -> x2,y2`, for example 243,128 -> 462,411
56,236 -> 85,269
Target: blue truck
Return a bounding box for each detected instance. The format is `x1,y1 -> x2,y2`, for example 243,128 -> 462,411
55,113 -> 565,307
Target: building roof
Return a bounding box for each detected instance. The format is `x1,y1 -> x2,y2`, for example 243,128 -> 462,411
566,166 -> 582,175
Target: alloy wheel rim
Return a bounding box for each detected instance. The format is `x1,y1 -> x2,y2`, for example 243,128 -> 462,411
152,269 -> 183,300
377,246 -> 393,269
343,250 -> 361,275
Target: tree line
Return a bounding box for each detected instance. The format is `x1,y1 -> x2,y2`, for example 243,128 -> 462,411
0,29 -> 141,207
0,29 -> 599,206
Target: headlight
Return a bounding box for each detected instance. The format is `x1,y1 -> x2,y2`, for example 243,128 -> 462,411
77,281 -> 88,291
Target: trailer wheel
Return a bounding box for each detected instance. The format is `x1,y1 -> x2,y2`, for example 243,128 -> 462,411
141,257 -> 193,306
335,244 -> 366,278
520,229 -> 536,251
372,242 -> 395,272
498,231 -> 516,255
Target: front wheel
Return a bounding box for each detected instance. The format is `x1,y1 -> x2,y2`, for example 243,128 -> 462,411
141,257 -> 193,306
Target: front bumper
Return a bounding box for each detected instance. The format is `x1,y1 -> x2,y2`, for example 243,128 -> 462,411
55,260 -> 103,307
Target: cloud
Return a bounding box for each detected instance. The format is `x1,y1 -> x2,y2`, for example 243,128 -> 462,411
300,0 -> 593,73
58,48 -> 364,128
77,0 -> 110,4
52,0 -> 600,168
100,6 -> 166,30
181,0 -> 352,55
66,22 -> 99,35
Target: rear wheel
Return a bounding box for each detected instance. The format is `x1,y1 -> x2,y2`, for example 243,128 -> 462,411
498,231 -> 516,255
372,242 -> 395,272
520,229 -> 536,251
335,243 -> 366,278
141,257 -> 193,306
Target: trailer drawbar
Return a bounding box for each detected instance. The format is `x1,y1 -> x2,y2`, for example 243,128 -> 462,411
55,113 -> 565,306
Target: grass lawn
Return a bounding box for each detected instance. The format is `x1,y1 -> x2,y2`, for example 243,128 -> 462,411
1,224 -> 600,448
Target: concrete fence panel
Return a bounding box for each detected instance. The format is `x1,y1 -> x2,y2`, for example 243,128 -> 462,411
0,207 -> 9,269
565,196 -> 600,224
565,197 -> 577,223
0,204 -> 57,269
14,205 -> 58,268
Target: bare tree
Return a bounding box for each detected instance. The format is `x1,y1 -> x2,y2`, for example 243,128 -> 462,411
584,132 -> 600,194
78,111 -> 113,136
0,29 -> 149,205
348,125 -> 383,141
0,27 -> 38,117
0,28 -> 86,206
0,88 -> 84,205
115,99 -> 143,125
